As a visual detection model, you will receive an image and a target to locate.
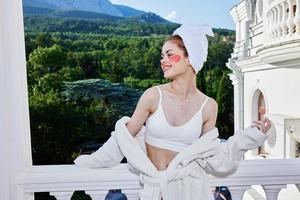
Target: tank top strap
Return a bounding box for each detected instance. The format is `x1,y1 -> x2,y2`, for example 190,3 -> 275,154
155,86 -> 162,105
199,96 -> 210,112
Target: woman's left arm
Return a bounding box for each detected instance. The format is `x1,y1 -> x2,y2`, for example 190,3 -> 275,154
201,98 -> 271,135
200,98 -> 272,176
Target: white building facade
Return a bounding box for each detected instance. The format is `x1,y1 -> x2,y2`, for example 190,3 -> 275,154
228,0 -> 300,199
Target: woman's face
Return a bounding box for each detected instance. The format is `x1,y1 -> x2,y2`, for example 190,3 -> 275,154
160,41 -> 191,79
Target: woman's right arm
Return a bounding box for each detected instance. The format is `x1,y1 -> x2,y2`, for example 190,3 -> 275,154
74,86 -> 157,167
126,87 -> 157,136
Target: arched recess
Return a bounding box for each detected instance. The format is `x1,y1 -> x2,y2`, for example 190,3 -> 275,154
251,89 -> 269,158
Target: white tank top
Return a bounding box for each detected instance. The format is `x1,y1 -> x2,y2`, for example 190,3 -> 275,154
145,86 -> 209,152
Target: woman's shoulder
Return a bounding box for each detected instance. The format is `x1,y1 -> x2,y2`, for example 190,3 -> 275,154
201,95 -> 218,120
140,85 -> 163,111
143,85 -> 160,98
203,96 -> 217,111
205,96 -> 218,110
199,95 -> 218,133
143,83 -> 168,97
195,90 -> 217,115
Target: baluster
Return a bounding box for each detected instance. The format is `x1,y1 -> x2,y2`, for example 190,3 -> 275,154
274,6 -> 277,38
294,0 -> 300,34
277,4 -> 284,38
50,191 -> 73,200
262,185 -> 286,200
273,6 -> 279,38
281,2 -> 289,37
287,0 -> 295,36
270,9 -> 276,40
266,10 -> 273,41
267,11 -> 271,31
85,190 -> 109,200
227,186 -> 250,200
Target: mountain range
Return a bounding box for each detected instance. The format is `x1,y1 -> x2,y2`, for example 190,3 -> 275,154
23,0 -> 147,17
22,0 -> 172,24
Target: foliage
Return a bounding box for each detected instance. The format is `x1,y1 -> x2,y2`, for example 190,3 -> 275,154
124,76 -> 169,90
203,68 -> 234,139
24,15 -> 179,36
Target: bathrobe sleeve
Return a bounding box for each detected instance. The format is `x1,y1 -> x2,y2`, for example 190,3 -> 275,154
203,127 -> 267,176
74,131 -> 124,168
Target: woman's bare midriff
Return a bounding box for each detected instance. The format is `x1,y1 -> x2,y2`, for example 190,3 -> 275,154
146,143 -> 178,170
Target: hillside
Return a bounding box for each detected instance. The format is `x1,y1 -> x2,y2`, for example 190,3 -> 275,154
23,0 -> 146,17
23,10 -> 234,39
23,0 -> 123,16
23,8 -> 178,36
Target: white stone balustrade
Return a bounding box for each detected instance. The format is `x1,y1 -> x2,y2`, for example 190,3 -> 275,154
232,40 -> 246,59
267,0 -> 300,43
18,159 -> 300,200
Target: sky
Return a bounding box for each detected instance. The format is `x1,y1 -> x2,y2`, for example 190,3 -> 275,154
110,0 -> 239,30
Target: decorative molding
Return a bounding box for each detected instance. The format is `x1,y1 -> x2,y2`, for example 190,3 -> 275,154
232,39 -> 300,72
256,0 -> 264,21
255,44 -> 300,71
228,73 -> 241,86
230,0 -> 251,22
234,55 -> 265,71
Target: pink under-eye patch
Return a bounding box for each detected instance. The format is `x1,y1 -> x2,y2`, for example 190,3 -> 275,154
169,55 -> 181,63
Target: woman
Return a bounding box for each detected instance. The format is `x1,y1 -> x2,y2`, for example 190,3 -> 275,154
125,25 -> 270,171
75,24 -> 271,200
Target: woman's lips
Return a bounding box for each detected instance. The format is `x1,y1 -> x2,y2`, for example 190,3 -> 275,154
161,64 -> 172,72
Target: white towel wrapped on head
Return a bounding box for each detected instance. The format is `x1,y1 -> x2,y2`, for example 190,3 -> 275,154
172,24 -> 214,73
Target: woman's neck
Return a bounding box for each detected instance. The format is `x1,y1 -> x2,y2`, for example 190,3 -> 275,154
170,75 -> 197,100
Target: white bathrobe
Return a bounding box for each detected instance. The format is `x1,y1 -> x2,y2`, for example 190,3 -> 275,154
75,116 -> 267,200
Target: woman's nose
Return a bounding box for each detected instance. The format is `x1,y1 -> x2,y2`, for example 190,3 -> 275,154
160,56 -> 168,63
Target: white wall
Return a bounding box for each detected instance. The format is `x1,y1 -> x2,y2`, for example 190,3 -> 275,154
244,66 -> 300,119
243,66 -> 300,159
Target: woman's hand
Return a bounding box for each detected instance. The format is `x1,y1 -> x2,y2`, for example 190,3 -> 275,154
251,117 -> 272,134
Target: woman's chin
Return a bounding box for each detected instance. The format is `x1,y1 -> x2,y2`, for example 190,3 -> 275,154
163,70 -> 180,79
163,72 -> 173,79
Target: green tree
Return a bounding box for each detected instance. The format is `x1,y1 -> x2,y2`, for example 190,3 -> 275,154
35,33 -> 54,47
205,42 -> 233,69
204,68 -> 234,138
28,44 -> 67,76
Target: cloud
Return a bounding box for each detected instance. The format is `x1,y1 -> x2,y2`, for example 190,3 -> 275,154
166,11 -> 178,22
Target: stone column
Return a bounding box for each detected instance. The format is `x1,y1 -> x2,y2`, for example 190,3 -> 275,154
0,0 -> 33,200
229,72 -> 244,132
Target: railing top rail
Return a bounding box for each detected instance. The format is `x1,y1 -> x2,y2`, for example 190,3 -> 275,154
18,159 -> 300,193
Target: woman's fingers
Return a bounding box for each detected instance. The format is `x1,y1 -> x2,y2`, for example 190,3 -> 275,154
251,118 -> 272,134
252,121 -> 260,126
264,118 -> 272,131
251,120 -> 262,128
